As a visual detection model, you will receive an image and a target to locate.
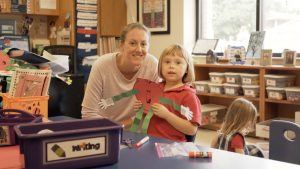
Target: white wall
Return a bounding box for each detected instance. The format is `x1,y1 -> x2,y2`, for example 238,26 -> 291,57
126,0 -> 196,58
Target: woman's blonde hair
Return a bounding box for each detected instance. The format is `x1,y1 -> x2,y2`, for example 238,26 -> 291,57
120,22 -> 150,43
158,44 -> 195,83
219,98 -> 257,136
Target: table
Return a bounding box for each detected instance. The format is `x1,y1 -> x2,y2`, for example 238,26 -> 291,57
96,131 -> 300,169
1,116 -> 299,169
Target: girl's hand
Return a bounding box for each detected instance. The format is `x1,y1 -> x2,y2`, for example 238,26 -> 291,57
151,103 -> 170,120
133,100 -> 143,113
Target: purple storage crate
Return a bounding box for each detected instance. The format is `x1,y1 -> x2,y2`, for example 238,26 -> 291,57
0,109 -> 42,146
14,118 -> 122,169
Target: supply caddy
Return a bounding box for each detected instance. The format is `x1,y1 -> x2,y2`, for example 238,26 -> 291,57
14,118 -> 122,169
0,109 -> 42,146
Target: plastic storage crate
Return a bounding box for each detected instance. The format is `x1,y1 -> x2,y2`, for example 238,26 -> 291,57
264,74 -> 295,87
240,73 -> 259,85
224,72 -> 241,84
0,93 -> 49,118
194,81 -> 210,93
285,87 -> 300,102
223,83 -> 242,96
14,118 -> 122,169
242,85 -> 259,98
209,72 -> 225,84
266,87 -> 286,100
201,104 -> 227,125
0,109 -> 42,146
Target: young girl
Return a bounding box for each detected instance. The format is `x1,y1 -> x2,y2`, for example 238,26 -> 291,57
134,44 -> 201,142
211,98 -> 257,154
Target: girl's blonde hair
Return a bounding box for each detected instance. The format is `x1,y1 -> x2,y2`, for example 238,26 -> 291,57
158,44 -> 195,83
219,98 -> 257,136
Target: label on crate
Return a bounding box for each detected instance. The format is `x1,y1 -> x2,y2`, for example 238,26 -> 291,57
242,78 -> 252,85
266,79 -> 276,86
245,90 -> 254,97
44,135 -> 107,163
269,92 -> 280,99
225,88 -> 234,95
196,86 -> 204,92
211,87 -> 220,93
226,77 -> 235,83
0,126 -> 11,146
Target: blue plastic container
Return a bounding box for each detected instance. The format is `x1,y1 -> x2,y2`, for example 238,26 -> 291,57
14,118 -> 122,169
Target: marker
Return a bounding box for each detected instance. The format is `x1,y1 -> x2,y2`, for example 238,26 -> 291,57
188,151 -> 212,158
135,136 -> 149,148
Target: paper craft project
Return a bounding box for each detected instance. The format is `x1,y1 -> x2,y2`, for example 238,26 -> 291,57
98,78 -> 194,133
9,68 -> 52,97
133,78 -> 164,113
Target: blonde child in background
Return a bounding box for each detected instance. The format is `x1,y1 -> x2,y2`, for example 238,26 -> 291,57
134,44 -> 201,142
211,98 -> 257,154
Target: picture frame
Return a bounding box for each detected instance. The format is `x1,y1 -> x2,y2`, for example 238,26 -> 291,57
260,49 -> 272,66
137,0 -> 170,34
283,50 -> 297,66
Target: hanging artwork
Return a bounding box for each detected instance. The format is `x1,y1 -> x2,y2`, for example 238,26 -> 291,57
137,0 -> 170,34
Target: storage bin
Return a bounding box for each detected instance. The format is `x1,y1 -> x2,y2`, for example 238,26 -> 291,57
224,72 -> 241,84
201,104 -> 227,125
193,81 -> 210,93
240,73 -> 259,85
0,93 -> 49,118
0,109 -> 42,146
285,87 -> 300,102
14,118 -> 122,169
264,74 -> 295,87
256,118 -> 294,139
223,83 -> 242,96
266,87 -> 286,100
209,72 -> 225,84
242,85 -> 259,98
208,83 -> 224,94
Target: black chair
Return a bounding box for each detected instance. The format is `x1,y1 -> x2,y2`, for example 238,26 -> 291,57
42,45 -> 76,74
48,74 -> 84,119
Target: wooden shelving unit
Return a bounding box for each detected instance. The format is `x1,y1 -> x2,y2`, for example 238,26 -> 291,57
194,63 -> 300,130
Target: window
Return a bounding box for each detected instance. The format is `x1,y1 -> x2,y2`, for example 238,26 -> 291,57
196,0 -> 300,56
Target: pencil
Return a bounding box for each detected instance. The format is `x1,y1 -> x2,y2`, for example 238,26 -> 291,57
135,136 -> 149,148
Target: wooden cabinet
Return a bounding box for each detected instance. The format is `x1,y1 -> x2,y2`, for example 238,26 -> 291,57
194,64 -> 300,130
99,0 -> 127,37
27,0 -> 59,16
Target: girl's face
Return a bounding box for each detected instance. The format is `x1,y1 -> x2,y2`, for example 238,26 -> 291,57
120,28 -> 150,67
161,54 -> 188,84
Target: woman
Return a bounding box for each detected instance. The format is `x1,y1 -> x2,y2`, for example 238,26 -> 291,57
81,23 -> 159,127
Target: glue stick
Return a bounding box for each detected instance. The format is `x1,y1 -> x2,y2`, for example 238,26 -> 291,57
188,151 -> 212,158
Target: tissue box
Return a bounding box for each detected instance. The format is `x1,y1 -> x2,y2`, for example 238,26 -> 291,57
14,118 -> 122,169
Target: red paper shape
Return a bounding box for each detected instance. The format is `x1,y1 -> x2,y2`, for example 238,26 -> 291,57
133,78 -> 163,113
0,51 -> 10,70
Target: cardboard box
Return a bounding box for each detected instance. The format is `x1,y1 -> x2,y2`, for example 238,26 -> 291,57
14,118 -> 122,169
256,118 -> 294,139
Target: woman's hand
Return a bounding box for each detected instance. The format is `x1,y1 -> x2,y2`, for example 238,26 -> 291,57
151,103 -> 170,120
133,100 -> 142,113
